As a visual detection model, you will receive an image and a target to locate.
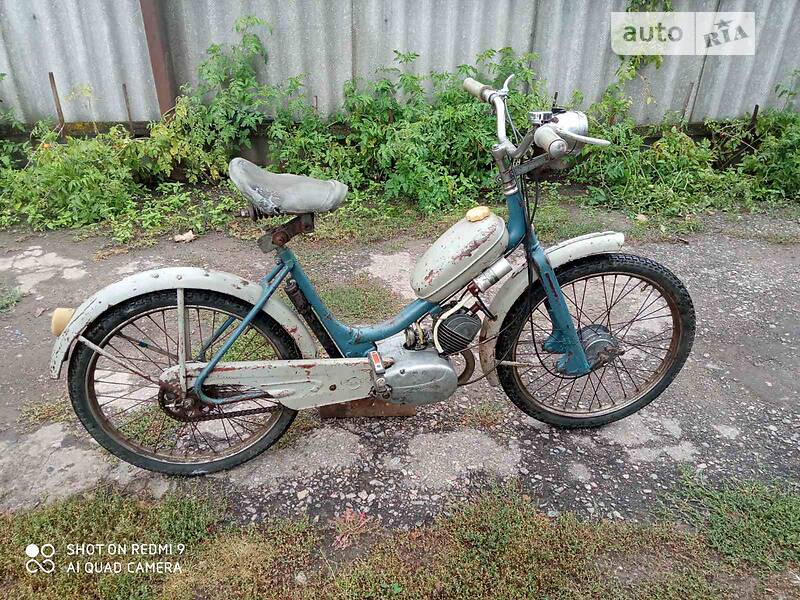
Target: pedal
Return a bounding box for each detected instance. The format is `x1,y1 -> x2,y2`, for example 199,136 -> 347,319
368,351 -> 391,400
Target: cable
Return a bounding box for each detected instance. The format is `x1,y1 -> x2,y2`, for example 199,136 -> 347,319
504,96 -> 523,144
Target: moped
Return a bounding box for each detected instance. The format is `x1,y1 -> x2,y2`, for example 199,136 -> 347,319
49,76 -> 695,474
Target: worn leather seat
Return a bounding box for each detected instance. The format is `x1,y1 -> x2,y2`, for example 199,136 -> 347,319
229,157 -> 348,216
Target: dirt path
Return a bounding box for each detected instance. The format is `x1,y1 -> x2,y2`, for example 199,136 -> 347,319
0,214 -> 798,527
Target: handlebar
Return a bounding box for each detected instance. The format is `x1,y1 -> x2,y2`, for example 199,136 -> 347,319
462,77 -> 491,102
462,77 -> 611,160
462,77 -> 512,150
533,126 -> 568,159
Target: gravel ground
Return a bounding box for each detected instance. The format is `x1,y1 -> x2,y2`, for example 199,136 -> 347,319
0,211 -> 798,527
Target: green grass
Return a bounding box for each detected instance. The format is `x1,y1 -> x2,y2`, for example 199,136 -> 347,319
0,489 -> 218,600
318,274 -> 405,323
0,283 -> 21,313
670,476 -> 800,572
2,478 -> 797,599
18,398 -> 74,429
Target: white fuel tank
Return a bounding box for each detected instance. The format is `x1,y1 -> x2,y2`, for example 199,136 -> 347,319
411,211 -> 508,303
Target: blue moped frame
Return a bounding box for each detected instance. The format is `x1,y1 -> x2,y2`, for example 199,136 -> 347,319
194,189 -> 590,404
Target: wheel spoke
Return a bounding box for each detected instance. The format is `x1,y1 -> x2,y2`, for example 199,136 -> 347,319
506,266 -> 684,419
83,300 -> 291,467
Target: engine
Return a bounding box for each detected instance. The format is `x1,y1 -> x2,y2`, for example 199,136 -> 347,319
376,334 -> 458,406
434,308 -> 481,355
374,205 -> 515,405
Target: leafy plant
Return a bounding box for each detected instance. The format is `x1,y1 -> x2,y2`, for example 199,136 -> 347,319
0,284 -> 20,313
0,72 -> 25,169
775,67 -> 800,110
0,14 -> 798,239
742,110 -> 800,202
0,124 -> 140,229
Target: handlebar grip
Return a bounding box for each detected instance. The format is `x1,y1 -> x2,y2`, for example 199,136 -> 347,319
534,125 -> 568,158
463,77 -> 491,101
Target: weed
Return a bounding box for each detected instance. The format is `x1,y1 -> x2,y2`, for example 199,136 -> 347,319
318,274 -> 405,323
670,475 -> 800,572
461,401 -> 504,428
333,508 -> 378,550
0,283 -> 21,313
18,398 -> 73,429
0,124 -> 141,229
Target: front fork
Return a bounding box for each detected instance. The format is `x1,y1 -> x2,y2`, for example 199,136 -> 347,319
493,144 -> 590,377
527,239 -> 591,376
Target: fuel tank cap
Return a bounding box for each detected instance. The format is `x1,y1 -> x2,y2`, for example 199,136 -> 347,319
466,205 -> 491,222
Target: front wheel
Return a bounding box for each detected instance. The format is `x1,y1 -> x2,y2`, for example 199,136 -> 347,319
67,289 -> 302,475
496,253 -> 695,428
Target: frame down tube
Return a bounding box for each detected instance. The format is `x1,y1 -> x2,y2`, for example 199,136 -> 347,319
193,261 -> 291,405
277,247 -> 438,358
505,189 -> 591,377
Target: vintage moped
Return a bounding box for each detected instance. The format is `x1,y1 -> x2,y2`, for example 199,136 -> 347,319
49,75 -> 695,474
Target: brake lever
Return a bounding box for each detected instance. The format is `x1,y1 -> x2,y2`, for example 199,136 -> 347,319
498,74 -> 515,97
554,128 -> 611,146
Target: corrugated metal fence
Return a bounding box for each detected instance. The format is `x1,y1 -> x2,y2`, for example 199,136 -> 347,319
0,0 -> 797,126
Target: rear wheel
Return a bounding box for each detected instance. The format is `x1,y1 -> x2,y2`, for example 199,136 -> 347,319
67,289 -> 301,475
496,254 -> 695,428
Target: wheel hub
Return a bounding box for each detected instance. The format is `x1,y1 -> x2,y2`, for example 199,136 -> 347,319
158,386 -> 277,423
158,388 -> 206,422
577,324 -> 623,370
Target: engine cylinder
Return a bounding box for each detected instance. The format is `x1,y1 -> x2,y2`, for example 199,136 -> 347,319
435,310 -> 481,355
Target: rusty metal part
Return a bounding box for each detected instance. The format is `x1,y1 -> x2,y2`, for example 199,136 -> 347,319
122,83 -> 135,135
319,397 -> 417,418
48,72 -> 65,140
285,278 -> 343,358
456,349 -> 476,385
256,213 -> 315,251
139,0 -> 177,116
161,357 -> 376,410
158,388 -> 274,423
411,213 -> 508,303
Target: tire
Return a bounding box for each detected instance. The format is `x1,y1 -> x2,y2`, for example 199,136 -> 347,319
68,289 -> 302,475
496,253 -> 695,428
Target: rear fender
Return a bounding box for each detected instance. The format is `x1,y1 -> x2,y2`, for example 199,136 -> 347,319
479,231 -> 625,386
49,267 -> 317,378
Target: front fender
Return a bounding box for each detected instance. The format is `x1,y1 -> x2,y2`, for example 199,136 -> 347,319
478,231 -> 625,386
49,267 -> 318,379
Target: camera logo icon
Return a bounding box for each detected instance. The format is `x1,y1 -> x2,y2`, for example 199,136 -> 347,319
25,543 -> 55,574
